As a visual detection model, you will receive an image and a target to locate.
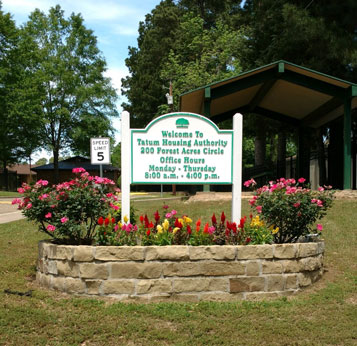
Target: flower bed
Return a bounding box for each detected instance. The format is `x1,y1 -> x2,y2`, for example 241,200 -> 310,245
36,241 -> 325,302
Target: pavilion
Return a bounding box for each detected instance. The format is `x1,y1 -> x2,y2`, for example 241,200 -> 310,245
179,61 -> 357,189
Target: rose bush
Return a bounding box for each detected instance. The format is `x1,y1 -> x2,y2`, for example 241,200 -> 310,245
13,168 -> 119,244
245,177 -> 334,243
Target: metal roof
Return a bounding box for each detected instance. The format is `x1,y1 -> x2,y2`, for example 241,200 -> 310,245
179,60 -> 357,128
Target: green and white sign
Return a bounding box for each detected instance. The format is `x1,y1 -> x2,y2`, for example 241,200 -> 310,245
131,113 -> 233,184
121,111 -> 243,225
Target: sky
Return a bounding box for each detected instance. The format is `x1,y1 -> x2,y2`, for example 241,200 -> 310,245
1,0 -> 161,159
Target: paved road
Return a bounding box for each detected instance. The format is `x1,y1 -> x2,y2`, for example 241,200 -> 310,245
0,198 -> 24,224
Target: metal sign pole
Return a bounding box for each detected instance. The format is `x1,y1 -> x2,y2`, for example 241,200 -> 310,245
100,164 -> 103,178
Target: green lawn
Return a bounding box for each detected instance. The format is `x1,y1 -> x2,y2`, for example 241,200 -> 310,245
0,190 -> 19,197
0,199 -> 356,345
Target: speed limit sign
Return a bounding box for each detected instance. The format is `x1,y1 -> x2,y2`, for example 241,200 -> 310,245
90,138 -> 111,164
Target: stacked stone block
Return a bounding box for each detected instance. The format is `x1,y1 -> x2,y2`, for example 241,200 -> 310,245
36,241 -> 325,302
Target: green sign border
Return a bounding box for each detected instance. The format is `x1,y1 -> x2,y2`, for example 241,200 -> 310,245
131,112 -> 234,185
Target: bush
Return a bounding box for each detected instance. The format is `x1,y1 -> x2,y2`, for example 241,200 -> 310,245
245,177 -> 334,243
13,168 -> 119,245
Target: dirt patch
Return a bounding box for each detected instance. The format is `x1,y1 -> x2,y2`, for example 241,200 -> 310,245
186,192 -> 253,203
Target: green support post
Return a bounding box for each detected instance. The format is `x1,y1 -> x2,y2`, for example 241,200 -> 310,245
343,97 -> 352,189
203,87 -> 211,192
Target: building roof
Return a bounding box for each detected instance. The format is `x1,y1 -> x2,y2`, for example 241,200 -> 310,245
179,60 -> 357,128
6,164 -> 37,175
31,156 -> 119,172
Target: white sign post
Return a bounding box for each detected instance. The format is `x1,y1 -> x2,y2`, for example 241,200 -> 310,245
121,111 -> 242,224
90,137 -> 111,177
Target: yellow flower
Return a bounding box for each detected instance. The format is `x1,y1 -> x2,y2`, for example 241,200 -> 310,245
173,227 -> 180,234
157,225 -> 163,234
123,215 -> 128,223
178,218 -> 184,225
183,216 -> 192,224
163,219 -> 169,231
272,227 -> 279,234
118,221 -> 122,229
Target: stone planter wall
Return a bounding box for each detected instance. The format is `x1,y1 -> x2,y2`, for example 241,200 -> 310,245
36,241 -> 324,302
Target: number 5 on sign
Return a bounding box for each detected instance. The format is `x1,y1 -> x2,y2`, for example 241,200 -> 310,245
90,138 -> 111,164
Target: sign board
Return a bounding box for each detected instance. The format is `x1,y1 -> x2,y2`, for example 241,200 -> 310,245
90,137 -> 111,164
131,113 -> 233,184
121,111 -> 242,224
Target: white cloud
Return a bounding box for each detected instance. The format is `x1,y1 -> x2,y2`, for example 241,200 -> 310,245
104,66 -> 129,95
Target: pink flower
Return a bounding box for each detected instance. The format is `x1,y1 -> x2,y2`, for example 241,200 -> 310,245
12,198 -> 22,205
317,224 -> 323,231
249,199 -> 256,206
17,187 -> 25,194
293,202 -> 300,208
256,205 -> 262,213
61,217 -> 68,223
26,203 -> 32,209
298,178 -> 306,184
318,187 -> 324,192
114,225 -> 119,231
311,199 -> 317,204
165,212 -> 172,218
94,176 -> 105,184
45,212 -> 52,219
207,226 -> 215,234
39,194 -> 49,201
244,178 -> 257,187
72,167 -> 86,174
46,224 -> 56,232
171,209 -> 177,216
317,200 -> 323,207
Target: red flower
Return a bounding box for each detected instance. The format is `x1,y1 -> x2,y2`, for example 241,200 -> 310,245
139,215 -> 144,223
203,222 -> 209,234
211,213 -> 217,224
104,217 -> 109,226
238,216 -> 246,229
220,211 -> 226,223
144,215 -> 149,228
154,210 -> 160,223
246,237 -> 251,244
187,225 -> 192,234
174,218 -> 182,228
111,217 -> 115,224
231,222 -> 237,233
146,229 -> 151,236
98,216 -> 104,225
148,222 -> 154,229
225,229 -> 230,237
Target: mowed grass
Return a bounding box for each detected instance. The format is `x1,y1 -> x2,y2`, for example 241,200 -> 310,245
0,199 -> 356,345
0,190 -> 20,197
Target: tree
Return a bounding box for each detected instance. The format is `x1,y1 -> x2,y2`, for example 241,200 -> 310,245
20,5 -> 118,183
35,158 -> 48,166
160,15 -> 248,112
111,143 -> 121,169
121,0 -> 182,127
240,0 -> 357,81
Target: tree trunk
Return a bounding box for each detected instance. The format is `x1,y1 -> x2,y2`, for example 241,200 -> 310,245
53,149 -> 60,184
3,161 -> 9,191
29,155 -> 33,183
